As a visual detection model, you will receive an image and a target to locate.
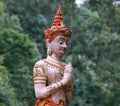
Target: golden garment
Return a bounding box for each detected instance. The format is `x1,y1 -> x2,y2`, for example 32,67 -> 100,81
35,97 -> 66,106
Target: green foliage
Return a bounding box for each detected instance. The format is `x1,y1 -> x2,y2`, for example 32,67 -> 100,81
114,7 -> 120,34
0,29 -> 35,68
0,29 -> 37,106
0,66 -> 23,106
0,2 -> 22,31
66,0 -> 120,106
6,0 -> 48,40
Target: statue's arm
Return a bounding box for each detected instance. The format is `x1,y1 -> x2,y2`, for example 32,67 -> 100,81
33,61 -> 64,99
33,61 -> 72,99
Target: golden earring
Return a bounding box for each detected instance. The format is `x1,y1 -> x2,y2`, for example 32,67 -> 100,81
47,47 -> 52,55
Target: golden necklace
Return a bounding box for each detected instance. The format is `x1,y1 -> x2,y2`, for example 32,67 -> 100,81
44,58 -> 65,71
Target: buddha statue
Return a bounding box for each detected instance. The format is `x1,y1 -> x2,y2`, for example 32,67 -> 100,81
33,7 -> 73,106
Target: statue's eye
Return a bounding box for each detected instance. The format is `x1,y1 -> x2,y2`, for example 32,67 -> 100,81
59,41 -> 63,44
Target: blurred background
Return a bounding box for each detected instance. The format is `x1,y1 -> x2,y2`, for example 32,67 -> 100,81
0,0 -> 120,106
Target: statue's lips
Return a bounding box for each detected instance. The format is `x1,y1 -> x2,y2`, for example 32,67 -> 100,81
60,48 -> 67,54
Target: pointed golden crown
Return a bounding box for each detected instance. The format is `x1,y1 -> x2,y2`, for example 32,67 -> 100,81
44,7 -> 71,43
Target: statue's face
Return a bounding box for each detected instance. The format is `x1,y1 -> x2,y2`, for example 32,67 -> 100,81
50,36 -> 70,58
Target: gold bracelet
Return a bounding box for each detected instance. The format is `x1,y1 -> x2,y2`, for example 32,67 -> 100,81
57,81 -> 63,88
56,82 -> 61,88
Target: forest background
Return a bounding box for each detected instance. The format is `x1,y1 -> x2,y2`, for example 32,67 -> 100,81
0,0 -> 120,106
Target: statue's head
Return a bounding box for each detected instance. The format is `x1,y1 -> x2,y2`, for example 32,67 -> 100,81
44,7 -> 71,58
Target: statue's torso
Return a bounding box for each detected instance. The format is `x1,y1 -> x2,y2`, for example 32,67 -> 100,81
36,59 -> 67,104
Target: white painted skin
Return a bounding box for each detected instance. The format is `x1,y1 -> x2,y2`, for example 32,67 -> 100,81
33,35 -> 73,105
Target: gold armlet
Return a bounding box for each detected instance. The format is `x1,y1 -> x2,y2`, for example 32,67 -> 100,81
34,81 -> 46,85
33,77 -> 46,81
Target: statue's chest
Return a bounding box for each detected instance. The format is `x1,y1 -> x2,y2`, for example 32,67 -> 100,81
43,59 -> 65,84
46,67 -> 64,83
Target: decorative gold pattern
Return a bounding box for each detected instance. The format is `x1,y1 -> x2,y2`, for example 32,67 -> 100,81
60,21 -> 65,28
33,60 -> 47,85
56,81 -> 63,88
33,77 -> 46,81
34,81 -> 46,84
47,47 -> 52,55
44,7 -> 71,43
33,60 -> 46,78
33,59 -> 67,89
44,59 -> 65,71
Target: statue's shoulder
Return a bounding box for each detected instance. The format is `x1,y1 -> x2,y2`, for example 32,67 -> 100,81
33,59 -> 47,77
34,59 -> 46,68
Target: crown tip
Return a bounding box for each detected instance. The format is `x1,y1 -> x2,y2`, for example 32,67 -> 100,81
57,7 -> 62,15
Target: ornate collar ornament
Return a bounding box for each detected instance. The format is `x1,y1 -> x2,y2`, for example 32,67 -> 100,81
44,7 -> 71,43
44,58 -> 66,71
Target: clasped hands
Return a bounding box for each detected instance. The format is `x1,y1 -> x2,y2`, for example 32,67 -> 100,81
61,63 -> 73,86
44,63 -> 73,97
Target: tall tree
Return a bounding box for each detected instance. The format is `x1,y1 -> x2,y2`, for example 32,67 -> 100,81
0,2 -> 38,105
0,29 -> 38,106
68,0 -> 120,106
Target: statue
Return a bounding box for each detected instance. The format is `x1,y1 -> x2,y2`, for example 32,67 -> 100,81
33,7 -> 73,106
